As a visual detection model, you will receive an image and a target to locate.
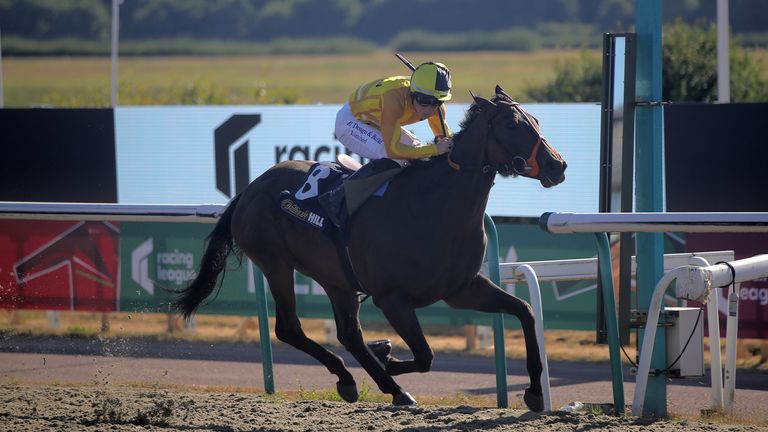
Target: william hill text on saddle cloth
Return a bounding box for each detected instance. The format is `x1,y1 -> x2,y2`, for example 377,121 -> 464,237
280,162 -> 348,231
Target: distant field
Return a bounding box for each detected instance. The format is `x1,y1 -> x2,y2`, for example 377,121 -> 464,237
4,48 -> 766,107
2,50 -> 589,107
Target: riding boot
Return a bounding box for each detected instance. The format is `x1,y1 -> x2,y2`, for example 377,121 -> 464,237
317,185 -> 347,228
318,158 -> 403,228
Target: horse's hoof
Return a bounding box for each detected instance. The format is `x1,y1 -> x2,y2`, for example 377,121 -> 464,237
336,383 -> 359,403
523,388 -> 544,412
367,339 -> 392,364
392,392 -> 417,406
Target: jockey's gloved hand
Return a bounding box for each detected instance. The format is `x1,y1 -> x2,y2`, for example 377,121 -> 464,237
435,136 -> 453,155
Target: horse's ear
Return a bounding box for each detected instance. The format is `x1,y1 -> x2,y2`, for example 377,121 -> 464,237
495,85 -> 513,101
470,90 -> 496,110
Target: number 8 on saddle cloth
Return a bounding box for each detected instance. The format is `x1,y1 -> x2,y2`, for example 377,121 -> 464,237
279,162 -> 348,232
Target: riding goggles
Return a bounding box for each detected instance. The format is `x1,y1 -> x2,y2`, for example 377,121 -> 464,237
413,93 -> 443,107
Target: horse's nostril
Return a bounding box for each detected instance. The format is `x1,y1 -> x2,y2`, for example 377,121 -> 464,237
546,159 -> 566,171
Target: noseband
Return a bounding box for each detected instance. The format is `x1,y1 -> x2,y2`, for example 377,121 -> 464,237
448,102 -> 545,177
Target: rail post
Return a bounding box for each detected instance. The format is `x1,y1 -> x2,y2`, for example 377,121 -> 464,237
484,213 -> 508,408
593,232 -> 625,414
250,262 -> 275,394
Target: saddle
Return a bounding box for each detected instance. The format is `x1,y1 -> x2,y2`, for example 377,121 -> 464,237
280,156 -> 403,233
337,157 -> 403,219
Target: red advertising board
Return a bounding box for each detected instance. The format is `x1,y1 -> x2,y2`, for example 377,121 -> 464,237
0,220 -> 119,311
686,233 -> 768,340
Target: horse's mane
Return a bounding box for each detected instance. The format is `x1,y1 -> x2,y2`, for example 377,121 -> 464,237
411,92 -> 513,170
453,93 -> 512,143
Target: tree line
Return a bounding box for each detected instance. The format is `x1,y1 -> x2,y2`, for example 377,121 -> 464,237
525,21 -> 768,103
1,0 -> 767,55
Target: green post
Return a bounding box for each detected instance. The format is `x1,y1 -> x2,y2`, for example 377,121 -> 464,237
484,213 -> 509,408
252,263 -> 275,394
594,233 -> 625,414
635,0 -> 666,417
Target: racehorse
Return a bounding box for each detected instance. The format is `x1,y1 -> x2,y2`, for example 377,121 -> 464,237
174,85 -> 567,411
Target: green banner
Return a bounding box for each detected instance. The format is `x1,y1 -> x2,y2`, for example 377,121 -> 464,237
119,222 -> 253,315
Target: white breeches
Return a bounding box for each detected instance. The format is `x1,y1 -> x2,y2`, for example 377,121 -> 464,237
335,103 -> 418,165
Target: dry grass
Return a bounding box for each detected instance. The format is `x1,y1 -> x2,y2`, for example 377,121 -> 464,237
6,48 -> 765,107
2,50 -> 584,107
1,309 -> 766,370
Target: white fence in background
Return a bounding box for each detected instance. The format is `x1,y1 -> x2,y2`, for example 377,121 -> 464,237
632,254 -> 768,415
487,250 -> 735,414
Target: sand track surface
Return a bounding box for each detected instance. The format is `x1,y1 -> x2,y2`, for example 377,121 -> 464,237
1,384 -> 766,432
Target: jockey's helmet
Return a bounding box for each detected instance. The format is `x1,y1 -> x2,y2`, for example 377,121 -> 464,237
410,62 -> 452,104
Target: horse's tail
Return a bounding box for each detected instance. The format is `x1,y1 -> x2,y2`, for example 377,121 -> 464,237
172,194 -> 242,319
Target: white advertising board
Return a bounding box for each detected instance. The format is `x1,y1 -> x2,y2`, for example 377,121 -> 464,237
115,103 -> 599,217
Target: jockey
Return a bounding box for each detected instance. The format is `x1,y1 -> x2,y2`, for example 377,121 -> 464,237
335,61 -> 454,162
319,61 -> 454,226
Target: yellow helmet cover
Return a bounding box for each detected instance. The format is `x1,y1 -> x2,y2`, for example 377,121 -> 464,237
410,62 -> 452,101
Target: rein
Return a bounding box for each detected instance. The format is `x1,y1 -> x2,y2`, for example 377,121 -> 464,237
447,102 -> 544,177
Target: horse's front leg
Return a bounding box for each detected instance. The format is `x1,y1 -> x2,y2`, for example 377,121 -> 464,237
371,292 -> 434,377
328,291 -> 416,406
443,274 -> 545,412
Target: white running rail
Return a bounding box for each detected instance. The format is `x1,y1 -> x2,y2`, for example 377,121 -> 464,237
632,254 -> 768,416
0,202 -> 225,223
491,250 -> 734,414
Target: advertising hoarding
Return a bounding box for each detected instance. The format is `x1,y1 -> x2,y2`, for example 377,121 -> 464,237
114,104 -> 601,217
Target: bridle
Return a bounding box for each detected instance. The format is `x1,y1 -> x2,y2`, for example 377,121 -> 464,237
497,103 -> 546,177
447,100 -> 546,177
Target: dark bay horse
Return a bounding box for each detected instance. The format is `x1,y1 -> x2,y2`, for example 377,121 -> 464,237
174,86 -> 567,411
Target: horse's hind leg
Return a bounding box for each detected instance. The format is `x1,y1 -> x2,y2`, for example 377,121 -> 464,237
327,291 -> 416,406
262,262 -> 358,402
443,274 -> 544,412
